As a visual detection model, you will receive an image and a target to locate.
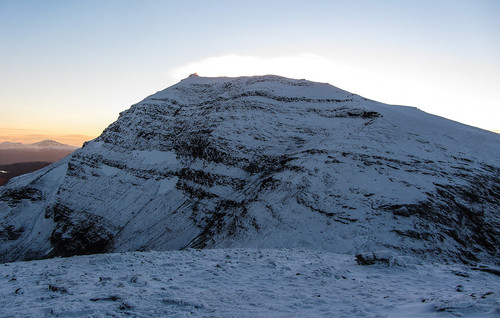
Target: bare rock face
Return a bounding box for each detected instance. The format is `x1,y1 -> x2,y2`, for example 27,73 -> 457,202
0,75 -> 499,264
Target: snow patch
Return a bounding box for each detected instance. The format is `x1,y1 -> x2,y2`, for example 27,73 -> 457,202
134,150 -> 179,167
102,165 -> 121,177
157,177 -> 178,194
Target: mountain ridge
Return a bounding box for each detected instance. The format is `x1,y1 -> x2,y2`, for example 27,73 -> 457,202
0,140 -> 77,150
0,140 -> 77,165
0,75 -> 499,264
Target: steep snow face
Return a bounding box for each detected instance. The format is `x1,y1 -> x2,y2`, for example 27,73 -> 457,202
0,75 -> 499,264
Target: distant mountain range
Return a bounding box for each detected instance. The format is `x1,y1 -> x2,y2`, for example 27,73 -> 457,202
0,140 -> 77,150
0,140 -> 78,165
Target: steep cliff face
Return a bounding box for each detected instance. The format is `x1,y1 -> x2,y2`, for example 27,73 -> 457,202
1,75 -> 499,264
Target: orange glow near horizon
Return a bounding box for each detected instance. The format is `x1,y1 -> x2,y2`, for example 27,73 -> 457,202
0,128 -> 96,147
1,2 -> 499,150
1,53 -> 498,147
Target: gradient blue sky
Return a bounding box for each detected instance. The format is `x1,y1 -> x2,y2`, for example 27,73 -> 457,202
1,0 -> 499,145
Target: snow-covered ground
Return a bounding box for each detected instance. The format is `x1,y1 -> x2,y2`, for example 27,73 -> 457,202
1,248 -> 498,317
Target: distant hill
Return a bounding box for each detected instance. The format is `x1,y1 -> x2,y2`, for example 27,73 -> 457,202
0,162 -> 52,186
0,140 -> 77,165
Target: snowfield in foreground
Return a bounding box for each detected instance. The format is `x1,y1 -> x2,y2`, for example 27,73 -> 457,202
1,249 -> 498,317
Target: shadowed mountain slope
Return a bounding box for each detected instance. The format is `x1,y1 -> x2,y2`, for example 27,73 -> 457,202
0,75 -> 499,264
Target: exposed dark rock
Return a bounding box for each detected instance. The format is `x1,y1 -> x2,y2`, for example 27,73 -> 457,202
0,187 -> 42,205
48,284 -> 68,293
50,212 -> 115,257
0,225 -> 24,240
355,251 -> 397,265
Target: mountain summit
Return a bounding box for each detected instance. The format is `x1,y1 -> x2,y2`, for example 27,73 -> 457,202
0,75 -> 499,264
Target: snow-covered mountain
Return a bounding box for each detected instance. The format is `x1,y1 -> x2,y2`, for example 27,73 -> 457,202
0,75 -> 499,264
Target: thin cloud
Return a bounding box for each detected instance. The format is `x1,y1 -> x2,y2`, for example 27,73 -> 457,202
169,54 -> 500,131
170,54 -> 363,89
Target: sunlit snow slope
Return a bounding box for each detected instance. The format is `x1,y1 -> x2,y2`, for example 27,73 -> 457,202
0,75 -> 499,264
